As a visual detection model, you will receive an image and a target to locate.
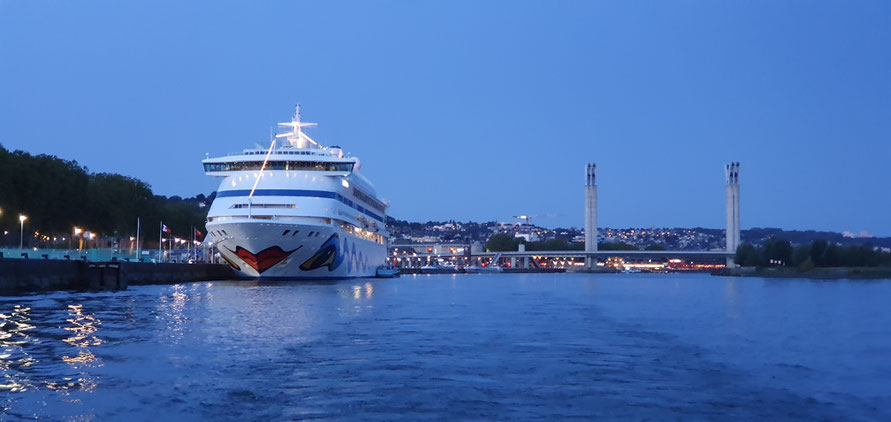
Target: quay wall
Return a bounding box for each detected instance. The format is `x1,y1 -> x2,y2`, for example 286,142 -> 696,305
0,259 -> 84,293
0,259 -> 236,294
121,262 -> 235,285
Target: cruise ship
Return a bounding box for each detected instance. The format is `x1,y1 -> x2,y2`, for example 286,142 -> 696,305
203,105 -> 389,279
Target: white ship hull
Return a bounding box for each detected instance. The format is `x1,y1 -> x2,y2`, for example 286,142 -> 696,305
202,104 -> 390,280
210,221 -> 386,279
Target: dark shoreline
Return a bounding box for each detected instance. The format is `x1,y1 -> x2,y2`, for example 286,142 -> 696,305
713,266 -> 891,280
0,259 -> 235,295
401,268 -> 566,275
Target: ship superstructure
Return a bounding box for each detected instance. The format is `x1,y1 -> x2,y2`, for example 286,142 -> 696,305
203,105 -> 388,279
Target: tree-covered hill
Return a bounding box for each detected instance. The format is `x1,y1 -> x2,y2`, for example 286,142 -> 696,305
0,144 -> 209,247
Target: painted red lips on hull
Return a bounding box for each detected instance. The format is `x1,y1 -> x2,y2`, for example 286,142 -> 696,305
225,245 -> 301,273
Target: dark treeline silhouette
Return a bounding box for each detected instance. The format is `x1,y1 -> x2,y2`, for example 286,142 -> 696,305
486,234 -> 590,252
736,237 -> 891,269
742,227 -> 891,248
0,145 -> 210,248
598,242 -> 638,251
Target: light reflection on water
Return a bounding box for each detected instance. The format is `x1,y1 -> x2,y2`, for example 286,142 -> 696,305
1,301 -> 105,404
0,305 -> 36,393
0,274 -> 889,420
350,282 -> 374,300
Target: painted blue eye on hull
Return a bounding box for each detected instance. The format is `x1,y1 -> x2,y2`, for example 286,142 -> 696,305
299,234 -> 344,272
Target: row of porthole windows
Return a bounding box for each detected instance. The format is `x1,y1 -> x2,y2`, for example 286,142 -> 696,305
280,229 -> 323,238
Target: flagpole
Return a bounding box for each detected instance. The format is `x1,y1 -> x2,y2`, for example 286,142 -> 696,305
135,217 -> 140,260
159,221 -> 163,262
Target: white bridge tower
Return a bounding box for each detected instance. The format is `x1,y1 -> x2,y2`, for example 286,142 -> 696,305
725,162 -> 741,266
585,163 -> 598,268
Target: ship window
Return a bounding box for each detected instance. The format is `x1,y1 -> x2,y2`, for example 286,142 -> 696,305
282,230 -> 290,236
204,161 -> 354,172
352,188 -> 387,213
291,230 -> 299,236
308,231 -> 314,237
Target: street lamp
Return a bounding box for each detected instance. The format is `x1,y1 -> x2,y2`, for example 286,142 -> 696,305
73,227 -> 82,251
19,215 -> 27,249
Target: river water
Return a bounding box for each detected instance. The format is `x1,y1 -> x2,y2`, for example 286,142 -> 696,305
1,273 -> 889,420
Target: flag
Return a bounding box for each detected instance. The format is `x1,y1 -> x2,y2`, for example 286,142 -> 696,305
195,228 -> 204,240
162,223 -> 172,234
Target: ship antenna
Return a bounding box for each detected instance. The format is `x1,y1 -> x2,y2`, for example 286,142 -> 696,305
295,103 -> 303,142
276,102 -> 319,148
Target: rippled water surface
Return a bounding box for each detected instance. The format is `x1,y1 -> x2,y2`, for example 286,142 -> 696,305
2,273 -> 890,420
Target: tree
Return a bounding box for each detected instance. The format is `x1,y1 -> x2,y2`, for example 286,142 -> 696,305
599,242 -> 637,251
85,173 -> 158,235
791,245 -> 810,267
810,239 -> 828,266
822,244 -> 841,267
798,257 -> 815,272
644,244 -> 666,251
762,237 -> 792,266
485,233 -> 521,252
525,239 -> 583,251
735,243 -> 759,267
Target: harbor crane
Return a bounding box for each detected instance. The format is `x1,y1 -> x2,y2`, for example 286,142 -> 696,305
512,215 -> 532,224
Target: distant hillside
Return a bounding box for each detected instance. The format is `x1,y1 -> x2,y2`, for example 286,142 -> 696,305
0,144 -> 210,245
742,227 -> 891,248
385,218 -> 891,250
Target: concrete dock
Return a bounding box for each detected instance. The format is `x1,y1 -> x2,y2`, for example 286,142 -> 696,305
0,259 -> 235,294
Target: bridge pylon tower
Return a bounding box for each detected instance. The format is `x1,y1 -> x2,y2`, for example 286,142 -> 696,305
585,163 -> 598,268
725,162 -> 741,267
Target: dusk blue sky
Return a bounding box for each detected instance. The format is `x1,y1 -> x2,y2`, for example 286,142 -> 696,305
1,1 -> 889,235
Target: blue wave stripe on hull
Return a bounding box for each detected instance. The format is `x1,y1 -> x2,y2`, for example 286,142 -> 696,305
217,189 -> 384,222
